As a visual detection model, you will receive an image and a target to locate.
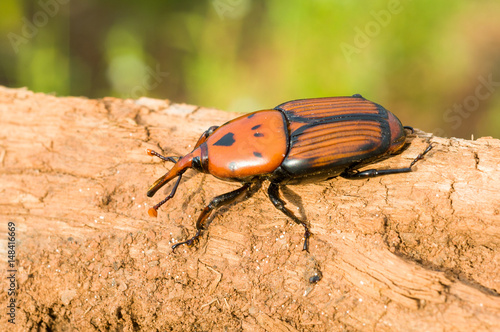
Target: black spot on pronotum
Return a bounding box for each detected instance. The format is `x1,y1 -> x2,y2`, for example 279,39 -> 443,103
251,124 -> 261,130
253,152 -> 263,158
254,133 -> 264,137
213,133 -> 235,147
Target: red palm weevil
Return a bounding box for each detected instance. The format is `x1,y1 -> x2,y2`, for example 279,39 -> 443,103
147,95 -> 433,251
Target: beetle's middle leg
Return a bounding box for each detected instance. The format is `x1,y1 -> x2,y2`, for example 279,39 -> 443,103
341,142 -> 434,179
268,182 -> 311,252
172,182 -> 251,251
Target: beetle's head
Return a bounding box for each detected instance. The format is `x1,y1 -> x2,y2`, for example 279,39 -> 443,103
146,146 -> 205,217
386,111 -> 407,154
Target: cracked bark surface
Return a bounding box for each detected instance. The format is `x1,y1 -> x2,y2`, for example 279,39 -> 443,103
0,86 -> 499,331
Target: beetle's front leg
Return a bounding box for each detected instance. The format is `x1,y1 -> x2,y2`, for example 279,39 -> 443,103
172,182 -> 251,251
341,142 -> 434,179
147,125 -> 218,162
268,182 -> 311,252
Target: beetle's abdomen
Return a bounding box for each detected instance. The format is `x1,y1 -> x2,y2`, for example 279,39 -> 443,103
206,110 -> 288,180
275,96 -> 400,180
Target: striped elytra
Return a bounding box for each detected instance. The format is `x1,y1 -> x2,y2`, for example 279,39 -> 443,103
275,96 -> 405,181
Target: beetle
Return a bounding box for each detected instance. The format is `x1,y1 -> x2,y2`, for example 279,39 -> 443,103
146,95 -> 433,251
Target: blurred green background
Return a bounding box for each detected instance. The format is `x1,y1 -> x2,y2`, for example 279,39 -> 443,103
1,0 -> 499,138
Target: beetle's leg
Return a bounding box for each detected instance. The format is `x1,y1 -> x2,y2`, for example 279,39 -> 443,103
147,149 -> 180,163
403,126 -> 414,134
267,182 -> 311,252
147,125 -> 217,165
193,125 -> 219,149
341,142 -> 434,179
172,183 -> 251,251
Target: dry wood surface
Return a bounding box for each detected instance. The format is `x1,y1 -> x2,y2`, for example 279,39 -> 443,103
0,86 -> 499,331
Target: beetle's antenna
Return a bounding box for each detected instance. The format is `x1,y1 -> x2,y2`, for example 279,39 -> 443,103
147,149 -> 180,163
148,174 -> 183,217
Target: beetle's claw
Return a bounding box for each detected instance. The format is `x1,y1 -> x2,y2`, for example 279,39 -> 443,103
302,242 -> 309,252
171,236 -> 199,251
171,241 -> 186,251
302,229 -> 311,252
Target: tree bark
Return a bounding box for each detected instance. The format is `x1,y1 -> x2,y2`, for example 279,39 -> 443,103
0,86 -> 499,331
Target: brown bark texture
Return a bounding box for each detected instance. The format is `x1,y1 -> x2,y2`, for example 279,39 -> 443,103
0,86 -> 499,331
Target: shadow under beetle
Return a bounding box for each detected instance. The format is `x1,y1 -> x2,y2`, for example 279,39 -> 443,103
146,95 -> 433,251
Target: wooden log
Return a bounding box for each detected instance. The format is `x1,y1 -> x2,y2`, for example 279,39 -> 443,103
0,86 -> 499,331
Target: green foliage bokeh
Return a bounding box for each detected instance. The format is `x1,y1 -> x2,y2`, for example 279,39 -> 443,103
1,0 -> 499,138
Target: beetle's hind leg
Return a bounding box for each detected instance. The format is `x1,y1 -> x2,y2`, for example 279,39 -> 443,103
172,183 -> 251,251
341,142 -> 434,179
268,182 -> 311,252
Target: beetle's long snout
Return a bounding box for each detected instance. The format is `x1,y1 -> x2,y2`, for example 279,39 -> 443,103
146,153 -> 193,218
147,147 -> 205,218
147,153 -> 193,197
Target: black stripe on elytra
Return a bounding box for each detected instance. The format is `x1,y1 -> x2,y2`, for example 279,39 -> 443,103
283,112 -> 385,125
253,152 -> 263,158
254,133 -> 264,137
213,132 -> 235,147
275,99 -> 387,124
251,124 -> 261,130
